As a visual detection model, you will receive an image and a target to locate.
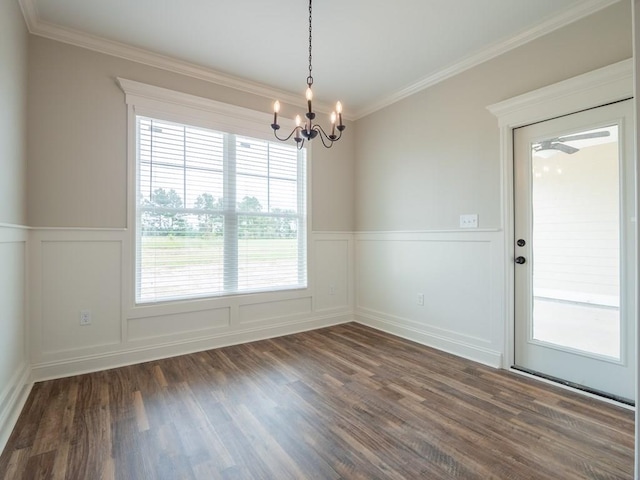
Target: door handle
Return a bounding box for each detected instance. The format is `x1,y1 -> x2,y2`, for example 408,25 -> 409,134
515,256 -> 526,264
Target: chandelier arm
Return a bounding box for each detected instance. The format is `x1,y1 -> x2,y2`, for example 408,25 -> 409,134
314,123 -> 342,142
331,127 -> 343,141
272,128 -> 299,142
312,125 -> 336,148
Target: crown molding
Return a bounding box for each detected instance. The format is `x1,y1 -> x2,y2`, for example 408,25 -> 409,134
17,0 -> 38,31
17,0 -> 344,120
19,0 -> 621,122
352,0 -> 623,119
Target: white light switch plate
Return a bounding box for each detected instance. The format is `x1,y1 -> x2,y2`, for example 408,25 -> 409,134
460,214 -> 478,228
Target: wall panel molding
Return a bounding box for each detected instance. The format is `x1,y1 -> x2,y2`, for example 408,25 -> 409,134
27,228 -> 355,380
0,362 -> 31,452
0,225 -> 30,453
313,233 -> 354,313
31,313 -> 352,382
355,230 -> 505,368
0,225 -> 29,243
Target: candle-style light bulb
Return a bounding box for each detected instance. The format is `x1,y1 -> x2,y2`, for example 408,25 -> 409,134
336,101 -> 343,126
330,112 -> 336,137
306,87 -> 313,114
272,100 -> 280,126
294,115 -> 302,139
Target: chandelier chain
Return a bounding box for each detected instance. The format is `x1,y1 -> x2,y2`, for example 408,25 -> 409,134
307,0 -> 313,86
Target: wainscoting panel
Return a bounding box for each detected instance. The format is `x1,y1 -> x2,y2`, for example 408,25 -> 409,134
128,306 -> 231,342
0,226 -> 30,453
239,297 -> 312,325
355,230 -> 505,367
313,236 -> 351,312
29,229 -> 354,381
39,240 -> 123,357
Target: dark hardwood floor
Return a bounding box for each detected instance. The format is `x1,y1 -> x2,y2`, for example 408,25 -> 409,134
0,323 -> 634,479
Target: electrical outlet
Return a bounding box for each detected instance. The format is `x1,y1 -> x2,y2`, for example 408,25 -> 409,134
79,310 -> 92,326
329,284 -> 337,295
417,293 -> 424,306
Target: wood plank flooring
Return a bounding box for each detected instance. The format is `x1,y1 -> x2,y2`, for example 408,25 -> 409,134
0,323 -> 634,479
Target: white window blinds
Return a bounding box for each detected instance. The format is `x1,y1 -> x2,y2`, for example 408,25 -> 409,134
136,116 -> 307,304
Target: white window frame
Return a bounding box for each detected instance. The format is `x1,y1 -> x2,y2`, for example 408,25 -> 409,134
118,78 -> 309,307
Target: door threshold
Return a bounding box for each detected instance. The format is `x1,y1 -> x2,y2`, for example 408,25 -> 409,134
510,365 -> 635,409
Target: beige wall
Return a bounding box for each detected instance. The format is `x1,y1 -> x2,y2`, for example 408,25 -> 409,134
311,121 -> 355,232
0,0 -> 29,450
1,0 -> 28,225
355,1 -> 632,232
27,37 -> 355,231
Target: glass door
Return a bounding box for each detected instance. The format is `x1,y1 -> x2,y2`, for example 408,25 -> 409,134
513,100 -> 635,403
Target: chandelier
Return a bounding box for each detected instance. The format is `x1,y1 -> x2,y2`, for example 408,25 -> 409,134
270,0 -> 345,149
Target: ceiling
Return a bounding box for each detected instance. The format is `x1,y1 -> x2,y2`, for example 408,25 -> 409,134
19,0 -> 620,119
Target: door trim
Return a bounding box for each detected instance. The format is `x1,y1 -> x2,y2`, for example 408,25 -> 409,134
487,58 -> 633,369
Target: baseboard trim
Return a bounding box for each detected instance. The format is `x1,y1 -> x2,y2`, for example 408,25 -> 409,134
32,314 -> 353,382
0,363 -> 33,453
355,312 -> 503,368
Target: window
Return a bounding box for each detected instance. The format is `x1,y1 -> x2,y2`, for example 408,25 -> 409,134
134,115 -> 307,304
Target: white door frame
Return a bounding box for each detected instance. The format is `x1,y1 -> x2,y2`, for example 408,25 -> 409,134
632,4 -> 640,478
487,59 -> 634,370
